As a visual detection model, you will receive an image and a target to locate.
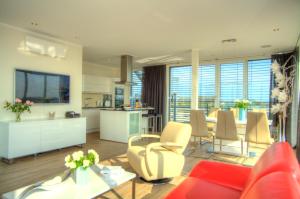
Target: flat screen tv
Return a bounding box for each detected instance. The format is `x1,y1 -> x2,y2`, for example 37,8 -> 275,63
15,69 -> 70,103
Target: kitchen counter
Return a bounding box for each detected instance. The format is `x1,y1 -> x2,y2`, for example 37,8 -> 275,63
99,107 -> 154,111
82,106 -> 112,109
99,110 -> 141,143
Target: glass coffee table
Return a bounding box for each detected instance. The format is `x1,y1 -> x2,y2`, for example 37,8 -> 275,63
2,165 -> 136,199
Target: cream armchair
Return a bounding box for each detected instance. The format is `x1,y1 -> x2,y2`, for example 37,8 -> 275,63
127,122 -> 192,182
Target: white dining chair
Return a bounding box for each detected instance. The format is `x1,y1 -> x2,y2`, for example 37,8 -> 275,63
213,111 -> 244,156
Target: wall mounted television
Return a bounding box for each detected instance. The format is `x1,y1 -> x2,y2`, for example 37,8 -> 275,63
15,69 -> 70,103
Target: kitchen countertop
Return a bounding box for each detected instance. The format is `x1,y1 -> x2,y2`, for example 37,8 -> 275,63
82,107 -> 112,109
99,107 -> 154,111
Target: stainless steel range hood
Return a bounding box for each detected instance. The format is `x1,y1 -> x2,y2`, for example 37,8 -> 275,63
115,55 -> 133,85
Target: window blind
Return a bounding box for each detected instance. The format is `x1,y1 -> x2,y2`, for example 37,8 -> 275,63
248,59 -> 271,111
198,65 -> 216,114
220,62 -> 244,109
130,70 -> 143,106
169,66 -> 192,122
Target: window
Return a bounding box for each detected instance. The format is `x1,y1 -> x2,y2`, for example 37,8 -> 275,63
169,66 -> 192,122
130,70 -> 143,106
198,65 -> 216,114
248,59 -> 271,112
220,62 -> 244,109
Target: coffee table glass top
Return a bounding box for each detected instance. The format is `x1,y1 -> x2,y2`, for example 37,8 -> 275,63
2,164 -> 136,199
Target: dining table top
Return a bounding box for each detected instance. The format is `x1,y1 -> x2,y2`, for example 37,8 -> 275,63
206,117 -> 273,126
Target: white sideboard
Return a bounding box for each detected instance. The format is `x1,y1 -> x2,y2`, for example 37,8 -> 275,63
0,117 -> 86,161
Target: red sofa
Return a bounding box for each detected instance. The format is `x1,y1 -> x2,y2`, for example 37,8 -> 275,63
165,142 -> 300,199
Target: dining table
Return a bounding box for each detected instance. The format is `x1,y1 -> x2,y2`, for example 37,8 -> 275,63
206,117 -> 273,126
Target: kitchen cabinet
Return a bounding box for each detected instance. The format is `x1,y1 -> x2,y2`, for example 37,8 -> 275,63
82,108 -> 100,133
82,75 -> 113,93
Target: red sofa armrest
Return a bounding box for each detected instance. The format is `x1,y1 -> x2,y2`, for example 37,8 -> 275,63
189,160 -> 252,191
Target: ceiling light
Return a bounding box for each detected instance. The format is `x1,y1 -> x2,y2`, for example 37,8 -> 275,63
221,38 -> 237,43
136,55 -> 170,63
30,22 -> 38,26
261,44 -> 272,48
159,57 -> 184,63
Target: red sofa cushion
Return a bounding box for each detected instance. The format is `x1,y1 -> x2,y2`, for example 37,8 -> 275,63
241,172 -> 300,199
244,142 -> 300,193
164,177 -> 241,199
189,160 -> 251,191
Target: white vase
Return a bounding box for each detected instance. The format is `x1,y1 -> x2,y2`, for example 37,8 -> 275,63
73,167 -> 89,185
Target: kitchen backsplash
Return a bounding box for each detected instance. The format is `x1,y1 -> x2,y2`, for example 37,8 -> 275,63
82,93 -> 103,107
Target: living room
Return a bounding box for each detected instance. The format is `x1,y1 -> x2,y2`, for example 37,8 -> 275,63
0,0 -> 300,199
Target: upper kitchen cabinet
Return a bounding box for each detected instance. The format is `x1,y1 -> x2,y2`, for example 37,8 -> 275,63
82,75 -> 113,93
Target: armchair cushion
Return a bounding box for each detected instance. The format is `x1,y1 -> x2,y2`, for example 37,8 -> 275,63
160,122 -> 191,154
127,145 -> 185,181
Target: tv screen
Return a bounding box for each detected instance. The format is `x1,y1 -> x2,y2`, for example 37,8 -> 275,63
15,69 -> 70,103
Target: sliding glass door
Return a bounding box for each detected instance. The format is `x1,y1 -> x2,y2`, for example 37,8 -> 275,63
169,66 -> 192,122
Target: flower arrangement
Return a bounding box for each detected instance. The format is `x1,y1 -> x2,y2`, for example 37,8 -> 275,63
3,98 -> 34,122
270,56 -> 296,141
234,99 -> 250,109
65,149 -> 100,171
271,59 -> 295,115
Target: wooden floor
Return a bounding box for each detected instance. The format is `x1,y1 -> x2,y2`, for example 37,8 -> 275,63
0,132 -> 254,199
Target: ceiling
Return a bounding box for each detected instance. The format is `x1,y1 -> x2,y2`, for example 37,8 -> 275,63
0,0 -> 299,67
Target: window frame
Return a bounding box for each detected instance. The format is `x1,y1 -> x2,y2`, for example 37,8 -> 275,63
166,57 -> 271,122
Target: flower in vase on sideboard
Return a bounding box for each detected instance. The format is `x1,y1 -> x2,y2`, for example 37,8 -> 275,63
3,98 -> 33,122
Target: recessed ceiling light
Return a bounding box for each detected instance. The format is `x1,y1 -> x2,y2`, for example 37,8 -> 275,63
30,22 -> 38,26
273,28 -> 280,32
221,38 -> 237,43
136,55 -> 170,63
261,44 -> 272,48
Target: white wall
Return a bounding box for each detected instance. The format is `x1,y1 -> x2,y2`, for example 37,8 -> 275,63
0,23 -> 83,121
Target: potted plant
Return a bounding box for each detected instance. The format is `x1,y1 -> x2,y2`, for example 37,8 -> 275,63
3,98 -> 34,122
234,99 -> 250,121
65,149 -> 100,185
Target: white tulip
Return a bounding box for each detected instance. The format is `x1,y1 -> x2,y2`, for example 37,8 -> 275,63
72,151 -> 83,161
83,160 -> 90,167
65,162 -> 71,168
69,162 -> 76,169
64,155 -> 71,163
